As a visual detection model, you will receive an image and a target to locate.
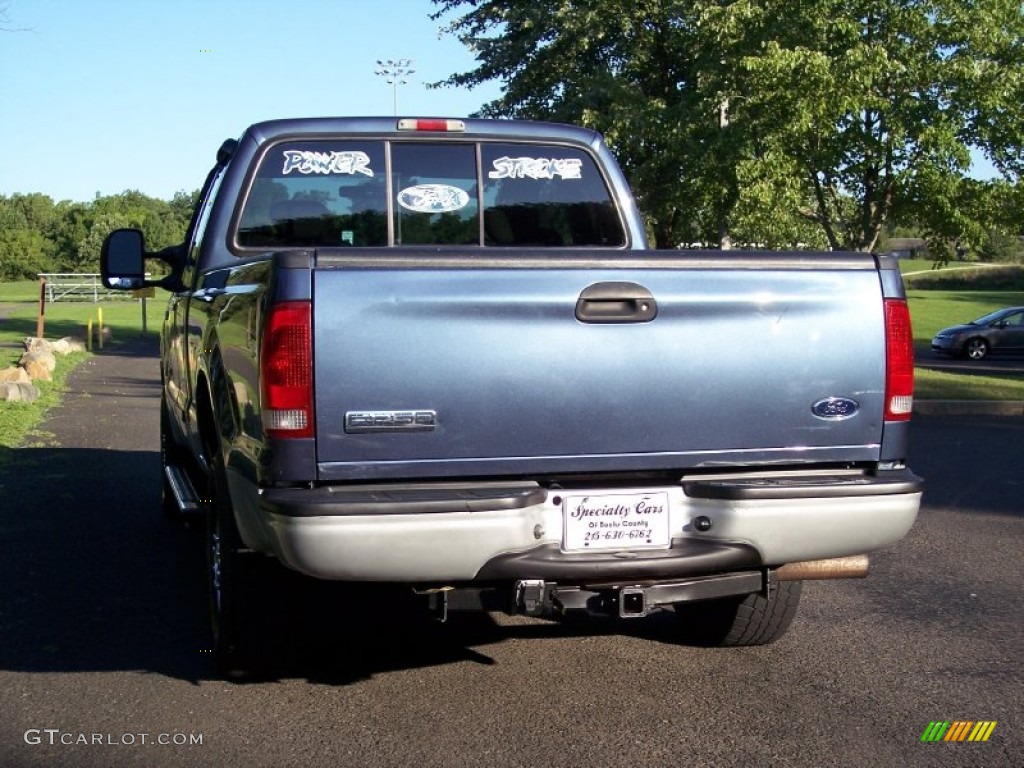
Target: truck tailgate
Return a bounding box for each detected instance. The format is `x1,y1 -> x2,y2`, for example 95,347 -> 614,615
312,254 -> 887,481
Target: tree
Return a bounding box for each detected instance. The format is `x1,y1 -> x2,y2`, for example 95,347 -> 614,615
0,228 -> 52,280
682,0 -> 1024,251
0,187 -> 200,277
170,189 -> 200,226
73,213 -> 133,272
50,201 -> 92,271
433,0 -> 1024,251
0,194 -> 57,279
432,0 -> 747,248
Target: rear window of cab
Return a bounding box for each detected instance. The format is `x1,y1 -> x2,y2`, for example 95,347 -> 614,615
235,140 -> 626,249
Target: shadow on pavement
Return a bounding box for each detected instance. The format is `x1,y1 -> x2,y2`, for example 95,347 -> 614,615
0,445 -> 211,682
1,416 -> 1018,686
0,441 -> 682,687
909,415 -> 1024,518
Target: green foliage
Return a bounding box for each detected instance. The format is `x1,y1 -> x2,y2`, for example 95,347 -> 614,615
729,153 -> 830,249
433,0 -> 743,247
979,230 -> 1024,264
0,189 -> 197,280
0,228 -> 54,280
433,0 -> 1024,251
704,0 -> 1024,251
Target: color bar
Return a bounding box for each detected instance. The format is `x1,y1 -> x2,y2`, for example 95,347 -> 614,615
968,722 -> 997,742
945,721 -> 973,742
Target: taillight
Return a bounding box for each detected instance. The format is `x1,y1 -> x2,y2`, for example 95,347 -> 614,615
261,301 -> 313,438
884,298 -> 914,421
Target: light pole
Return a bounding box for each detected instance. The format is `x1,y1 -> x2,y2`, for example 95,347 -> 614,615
375,58 -> 415,116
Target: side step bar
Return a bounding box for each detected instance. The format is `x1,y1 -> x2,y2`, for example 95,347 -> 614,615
164,464 -> 203,514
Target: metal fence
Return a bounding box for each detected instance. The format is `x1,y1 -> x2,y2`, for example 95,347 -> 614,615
37,273 -> 137,303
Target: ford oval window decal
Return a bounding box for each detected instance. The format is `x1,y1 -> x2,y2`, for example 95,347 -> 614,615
811,397 -> 860,420
397,184 -> 470,213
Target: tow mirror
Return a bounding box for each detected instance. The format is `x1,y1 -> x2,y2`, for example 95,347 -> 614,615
101,229 -> 147,289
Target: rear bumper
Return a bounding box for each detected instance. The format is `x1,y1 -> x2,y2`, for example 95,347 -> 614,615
261,471 -> 922,582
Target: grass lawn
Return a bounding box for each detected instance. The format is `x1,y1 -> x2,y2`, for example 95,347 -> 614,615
0,280 -> 162,356
0,280 -> 162,454
915,367 -> 1024,400
907,289 -> 1024,346
0,349 -> 88,454
908,287 -> 1024,403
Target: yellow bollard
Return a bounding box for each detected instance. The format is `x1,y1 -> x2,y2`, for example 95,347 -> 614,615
87,319 -> 93,351
98,307 -> 104,350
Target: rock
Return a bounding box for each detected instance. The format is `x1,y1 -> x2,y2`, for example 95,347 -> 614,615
23,337 -> 54,354
23,335 -> 87,355
0,382 -> 40,403
0,367 -> 30,385
52,336 -> 87,355
22,359 -> 53,381
19,350 -> 57,373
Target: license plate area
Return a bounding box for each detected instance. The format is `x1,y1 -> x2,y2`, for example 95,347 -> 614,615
561,491 -> 671,552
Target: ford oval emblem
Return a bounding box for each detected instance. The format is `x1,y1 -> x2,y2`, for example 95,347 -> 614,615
397,184 -> 470,214
811,397 -> 860,420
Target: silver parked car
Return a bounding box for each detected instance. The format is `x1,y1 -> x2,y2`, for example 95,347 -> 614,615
931,306 -> 1024,360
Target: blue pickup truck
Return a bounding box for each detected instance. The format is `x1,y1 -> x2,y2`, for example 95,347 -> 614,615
101,117 -> 922,677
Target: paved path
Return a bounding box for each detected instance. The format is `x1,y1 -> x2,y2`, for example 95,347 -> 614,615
1,338 -> 1021,767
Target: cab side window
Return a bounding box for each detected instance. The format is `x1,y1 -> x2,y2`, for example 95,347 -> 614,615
183,167 -> 226,288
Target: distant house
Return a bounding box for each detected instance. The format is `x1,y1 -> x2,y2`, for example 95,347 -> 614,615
879,238 -> 927,259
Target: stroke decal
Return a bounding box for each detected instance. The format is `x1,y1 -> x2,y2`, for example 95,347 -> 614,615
397,184 -> 470,213
488,156 -> 583,180
281,150 -> 374,176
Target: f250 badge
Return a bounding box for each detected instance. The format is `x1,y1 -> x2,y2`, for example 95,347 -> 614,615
811,397 -> 860,420
345,410 -> 437,433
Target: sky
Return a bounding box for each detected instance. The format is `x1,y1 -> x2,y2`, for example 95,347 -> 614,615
0,0 -> 502,202
0,0 -> 1002,204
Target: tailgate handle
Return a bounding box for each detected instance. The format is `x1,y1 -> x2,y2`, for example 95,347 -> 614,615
575,282 -> 657,324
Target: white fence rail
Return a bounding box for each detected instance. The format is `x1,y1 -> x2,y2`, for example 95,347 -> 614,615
37,273 -> 137,303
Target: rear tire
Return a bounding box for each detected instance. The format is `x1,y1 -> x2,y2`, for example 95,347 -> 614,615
205,448 -> 289,679
674,580 -> 802,647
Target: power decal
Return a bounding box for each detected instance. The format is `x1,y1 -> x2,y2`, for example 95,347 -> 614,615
397,184 -> 470,213
488,157 -> 583,180
281,150 -> 374,176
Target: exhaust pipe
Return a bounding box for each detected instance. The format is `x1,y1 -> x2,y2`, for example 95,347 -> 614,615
776,554 -> 869,581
